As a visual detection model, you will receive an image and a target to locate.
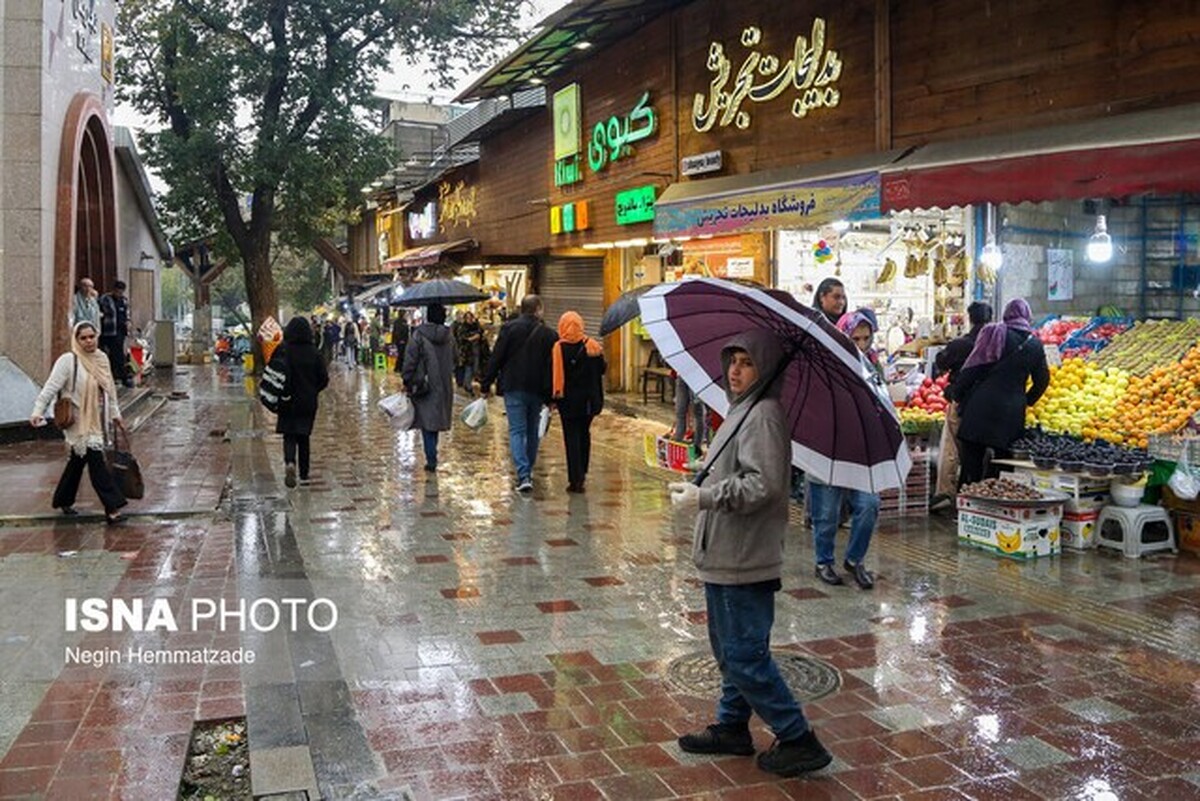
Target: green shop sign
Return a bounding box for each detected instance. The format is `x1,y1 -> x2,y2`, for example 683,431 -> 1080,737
588,91 -> 657,172
615,185 -> 657,225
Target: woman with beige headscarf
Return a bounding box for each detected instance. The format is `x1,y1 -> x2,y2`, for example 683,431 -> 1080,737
30,321 -> 127,522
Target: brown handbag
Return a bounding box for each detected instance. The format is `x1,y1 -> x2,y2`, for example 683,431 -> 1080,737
52,356 -> 78,429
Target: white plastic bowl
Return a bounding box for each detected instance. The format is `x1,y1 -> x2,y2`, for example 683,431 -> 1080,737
1109,480 -> 1144,508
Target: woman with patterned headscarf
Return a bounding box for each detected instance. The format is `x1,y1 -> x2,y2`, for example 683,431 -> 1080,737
551,311 -> 605,493
949,298 -> 1050,485
30,321 -> 127,523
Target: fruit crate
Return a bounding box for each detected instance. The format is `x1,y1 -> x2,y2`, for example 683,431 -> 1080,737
1065,316 -> 1133,352
879,447 -> 930,519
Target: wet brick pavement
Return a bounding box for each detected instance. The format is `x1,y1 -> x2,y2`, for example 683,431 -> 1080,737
0,363 -> 1198,800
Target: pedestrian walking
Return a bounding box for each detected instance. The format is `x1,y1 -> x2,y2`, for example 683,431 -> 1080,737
668,329 -> 832,777
479,294 -> 557,494
950,298 -> 1050,486
276,316 -> 329,488
99,280 -> 132,387
322,319 -> 339,365
809,309 -> 883,589
402,304 -> 456,472
551,311 -> 605,493
72,278 -> 100,328
342,318 -> 360,366
454,311 -> 487,395
931,301 -> 993,507
30,321 -> 127,523
811,277 -> 847,325
391,313 -> 409,374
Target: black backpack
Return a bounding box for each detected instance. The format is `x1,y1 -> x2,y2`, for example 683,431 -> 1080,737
258,350 -> 291,413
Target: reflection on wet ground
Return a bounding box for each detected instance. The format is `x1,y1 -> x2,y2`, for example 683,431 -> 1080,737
0,363 -> 1197,800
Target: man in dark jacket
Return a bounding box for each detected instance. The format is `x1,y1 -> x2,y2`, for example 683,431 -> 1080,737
276,316 -> 330,488
931,302 -> 992,506
99,281 -> 131,387
480,294 -> 558,493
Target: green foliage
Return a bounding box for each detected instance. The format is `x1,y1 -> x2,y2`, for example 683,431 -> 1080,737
273,245 -> 332,312
116,0 -> 525,331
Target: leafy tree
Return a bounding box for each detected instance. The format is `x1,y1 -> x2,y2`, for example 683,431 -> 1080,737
117,0 -> 525,366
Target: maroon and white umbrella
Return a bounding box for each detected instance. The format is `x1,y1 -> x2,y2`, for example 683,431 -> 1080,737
638,278 -> 910,493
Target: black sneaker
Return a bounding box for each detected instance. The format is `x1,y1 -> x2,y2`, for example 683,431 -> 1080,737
285,464 -> 297,488
677,723 -> 755,756
843,561 -> 875,590
814,563 -> 843,586
756,730 -> 833,776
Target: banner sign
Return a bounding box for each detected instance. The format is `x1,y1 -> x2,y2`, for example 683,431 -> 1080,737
615,185 -> 657,225
654,171 -> 879,239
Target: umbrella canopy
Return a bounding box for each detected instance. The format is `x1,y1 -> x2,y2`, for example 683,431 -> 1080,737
599,285 -> 654,337
638,278 -> 910,492
391,279 -> 487,307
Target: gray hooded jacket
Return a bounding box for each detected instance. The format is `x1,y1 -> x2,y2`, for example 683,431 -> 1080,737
692,329 -> 791,585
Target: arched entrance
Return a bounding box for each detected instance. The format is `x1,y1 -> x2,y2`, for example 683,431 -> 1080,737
52,93 -> 118,360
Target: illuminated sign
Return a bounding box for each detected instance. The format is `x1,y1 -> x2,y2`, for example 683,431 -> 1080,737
693,18 -> 842,132
407,201 -> 437,240
550,201 -> 590,234
588,91 -> 657,172
554,158 -> 582,187
437,180 -> 478,231
681,150 -> 723,176
553,84 -> 582,161
615,186 -> 657,225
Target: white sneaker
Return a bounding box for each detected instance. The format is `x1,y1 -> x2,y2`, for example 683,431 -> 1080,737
516,478 -> 533,494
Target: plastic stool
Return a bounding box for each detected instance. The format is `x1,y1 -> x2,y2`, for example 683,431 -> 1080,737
374,352 -> 387,370
1095,504 -> 1176,558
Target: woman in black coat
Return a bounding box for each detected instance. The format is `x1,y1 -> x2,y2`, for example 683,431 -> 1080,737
276,316 -> 329,487
949,298 -> 1049,486
551,311 -> 606,493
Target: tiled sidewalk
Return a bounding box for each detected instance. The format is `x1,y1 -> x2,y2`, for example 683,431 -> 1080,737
0,364 -> 1197,800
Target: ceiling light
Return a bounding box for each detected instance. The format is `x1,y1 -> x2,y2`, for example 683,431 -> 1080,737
573,41 -> 592,50
830,219 -> 850,233
529,78 -> 544,86
980,202 -> 1003,270
1087,214 -> 1114,263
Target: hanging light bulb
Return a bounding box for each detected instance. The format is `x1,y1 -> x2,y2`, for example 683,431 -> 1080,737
1087,214 -> 1114,263
830,219 -> 850,233
980,203 -> 1003,270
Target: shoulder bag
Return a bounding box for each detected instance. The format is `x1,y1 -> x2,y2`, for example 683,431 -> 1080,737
53,355 -> 78,429
106,422 -> 145,499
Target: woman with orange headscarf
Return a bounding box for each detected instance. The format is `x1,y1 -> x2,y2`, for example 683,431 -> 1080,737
551,311 -> 606,493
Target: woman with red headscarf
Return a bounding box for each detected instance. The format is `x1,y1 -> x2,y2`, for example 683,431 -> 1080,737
551,311 -> 605,493
949,298 -> 1050,485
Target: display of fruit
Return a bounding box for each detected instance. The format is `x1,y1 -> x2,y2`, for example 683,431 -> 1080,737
1011,430 -> 1150,469
960,477 -> 1044,501
1077,320 -> 1131,343
906,373 -> 950,415
1026,358 -> 1128,437
933,258 -> 948,287
1089,341 -> 1200,448
1038,318 -> 1087,346
877,257 -> 897,285
1090,318 -> 1200,376
904,253 -> 921,278
949,252 -> 969,287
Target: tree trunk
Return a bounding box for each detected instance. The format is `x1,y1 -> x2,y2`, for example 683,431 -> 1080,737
242,234 -> 278,373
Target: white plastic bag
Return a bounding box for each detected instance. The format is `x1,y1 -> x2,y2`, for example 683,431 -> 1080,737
1168,450 -> 1200,501
378,391 -> 414,429
538,405 -> 551,439
460,397 -> 488,430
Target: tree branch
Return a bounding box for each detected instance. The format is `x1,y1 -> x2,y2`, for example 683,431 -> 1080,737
177,0 -> 263,55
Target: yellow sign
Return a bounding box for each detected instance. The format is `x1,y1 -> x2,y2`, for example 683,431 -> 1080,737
553,83 -> 582,161
100,23 -> 114,84
693,18 -> 842,132
437,180 -> 478,231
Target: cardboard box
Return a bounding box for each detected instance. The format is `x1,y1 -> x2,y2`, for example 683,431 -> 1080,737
1061,510 -> 1101,550
958,496 -> 1064,523
957,507 -> 1062,560
1173,511 -> 1200,556
1009,467 -> 1110,499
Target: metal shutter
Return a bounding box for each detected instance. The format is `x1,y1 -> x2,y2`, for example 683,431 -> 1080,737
538,258 -> 605,337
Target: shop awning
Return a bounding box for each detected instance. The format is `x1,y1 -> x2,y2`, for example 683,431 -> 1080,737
654,150 -> 912,239
382,238 -> 477,269
881,104 -> 1200,211
352,281 -> 399,306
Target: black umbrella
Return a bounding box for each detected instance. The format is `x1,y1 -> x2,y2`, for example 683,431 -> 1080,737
599,285 -> 654,337
391,279 -> 487,307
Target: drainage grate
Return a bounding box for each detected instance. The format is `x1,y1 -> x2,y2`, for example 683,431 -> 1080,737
664,651 -> 842,702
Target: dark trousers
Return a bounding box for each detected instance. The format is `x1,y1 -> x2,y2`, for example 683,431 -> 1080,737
421,430 -> 440,468
958,439 -> 1008,487
100,335 -> 126,382
560,414 -> 593,487
53,448 -> 126,513
283,434 -> 311,479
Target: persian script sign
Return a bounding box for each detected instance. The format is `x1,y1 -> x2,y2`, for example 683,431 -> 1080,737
588,91 -> 657,172
693,18 -> 842,132
438,181 -> 478,231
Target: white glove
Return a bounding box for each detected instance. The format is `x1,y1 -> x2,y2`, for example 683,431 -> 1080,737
668,481 -> 700,511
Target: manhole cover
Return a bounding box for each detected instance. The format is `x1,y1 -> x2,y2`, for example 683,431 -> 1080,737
664,651 -> 841,702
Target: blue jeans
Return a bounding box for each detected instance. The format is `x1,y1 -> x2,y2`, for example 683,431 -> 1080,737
809,480 -> 879,566
705,583 -> 809,741
502,391 -> 543,482
421,430 -> 439,468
